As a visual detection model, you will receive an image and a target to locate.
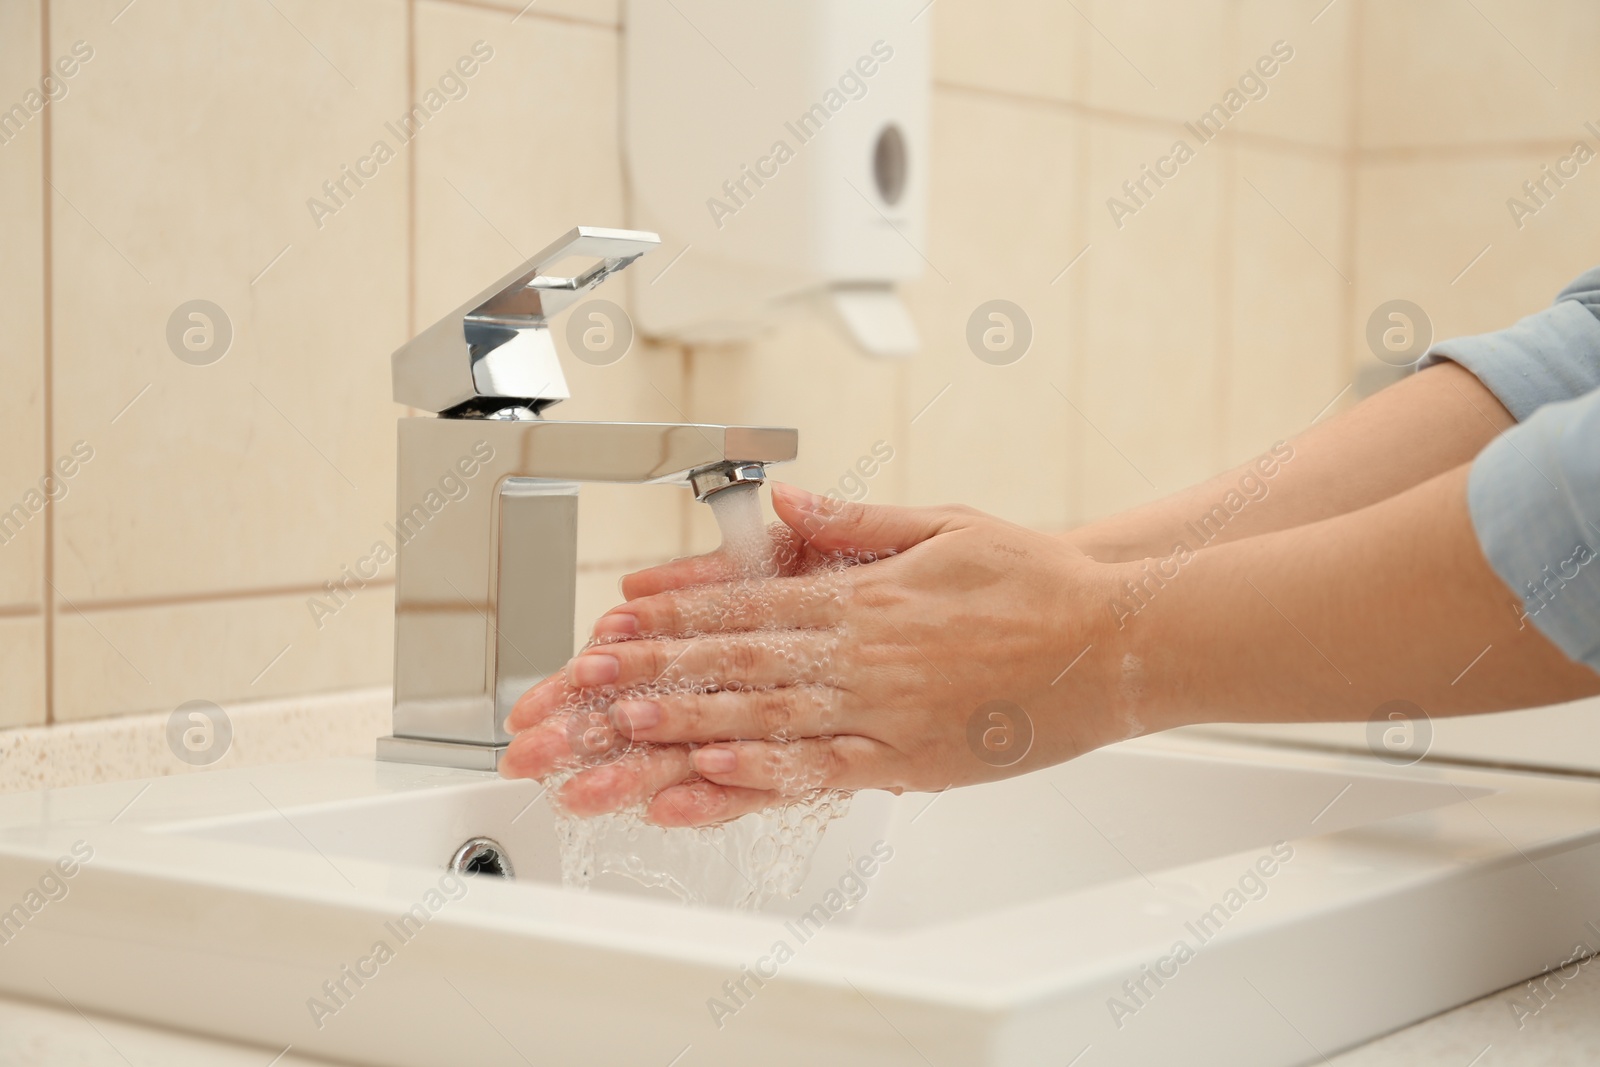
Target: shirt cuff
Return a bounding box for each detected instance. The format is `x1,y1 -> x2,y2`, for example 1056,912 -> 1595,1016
1468,387 -> 1600,674
1421,266 -> 1600,420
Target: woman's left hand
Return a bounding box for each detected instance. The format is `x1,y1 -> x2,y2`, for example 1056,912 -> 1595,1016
499,485 -> 1142,826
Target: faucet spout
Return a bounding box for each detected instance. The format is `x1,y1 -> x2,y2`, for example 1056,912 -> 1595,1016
376,224 -> 798,771
376,419 -> 797,770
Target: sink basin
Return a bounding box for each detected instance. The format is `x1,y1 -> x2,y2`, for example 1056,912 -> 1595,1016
1,732 -> 1597,1065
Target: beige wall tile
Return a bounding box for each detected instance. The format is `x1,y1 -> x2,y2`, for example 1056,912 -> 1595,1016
0,617 -> 46,729
53,589 -> 392,723
1232,0 -> 1352,148
413,2 -> 678,566
933,0 -> 1081,103
0,0 -> 46,609
48,0 -> 408,602
1353,153 -> 1600,367
1080,119 -> 1225,521
1227,148 -> 1348,466
575,564 -> 631,651
1086,0 -> 1236,126
412,2 -> 623,330
1358,0 -> 1597,150
894,89 -> 1079,532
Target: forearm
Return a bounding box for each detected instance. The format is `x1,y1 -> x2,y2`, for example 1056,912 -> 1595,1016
1070,362 -> 1514,562
1108,462 -> 1600,732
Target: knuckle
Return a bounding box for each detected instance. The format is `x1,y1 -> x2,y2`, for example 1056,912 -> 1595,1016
647,641 -> 681,681
725,640 -> 762,680
677,692 -> 709,737
809,740 -> 843,785
754,692 -> 794,739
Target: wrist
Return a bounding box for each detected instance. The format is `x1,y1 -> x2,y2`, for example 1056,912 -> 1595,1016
1089,555 -> 1202,738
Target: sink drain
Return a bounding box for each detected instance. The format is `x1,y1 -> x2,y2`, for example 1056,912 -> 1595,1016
449,837 -> 514,879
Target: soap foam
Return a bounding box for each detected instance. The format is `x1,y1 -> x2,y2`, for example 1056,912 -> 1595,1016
540,483 -> 856,910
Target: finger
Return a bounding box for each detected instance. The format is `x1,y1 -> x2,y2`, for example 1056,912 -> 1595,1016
620,550 -> 744,601
566,630 -> 838,691
499,717 -> 582,780
619,521 -> 817,600
646,780 -> 779,827
610,685 -> 848,744
771,482 -> 957,556
506,669 -> 581,732
592,574 -> 845,641
557,745 -> 697,817
503,698 -> 644,778
688,736 -> 888,793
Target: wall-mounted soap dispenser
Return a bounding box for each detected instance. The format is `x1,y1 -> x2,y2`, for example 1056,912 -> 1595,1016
623,0 -> 930,357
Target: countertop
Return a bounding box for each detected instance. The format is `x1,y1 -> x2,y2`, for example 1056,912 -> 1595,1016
1,961 -> 1596,1066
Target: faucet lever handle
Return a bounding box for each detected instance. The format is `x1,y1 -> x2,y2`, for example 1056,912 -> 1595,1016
470,226 -> 661,323
393,226 -> 660,416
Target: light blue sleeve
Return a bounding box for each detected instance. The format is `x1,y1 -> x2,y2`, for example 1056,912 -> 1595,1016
1419,267 -> 1600,674
1468,388 -> 1600,672
1418,266 -> 1600,419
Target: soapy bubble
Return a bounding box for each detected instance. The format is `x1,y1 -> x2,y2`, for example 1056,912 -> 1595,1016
539,483 -> 858,909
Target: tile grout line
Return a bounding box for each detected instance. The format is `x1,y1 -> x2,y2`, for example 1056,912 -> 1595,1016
936,80 -> 1576,165
56,581 -> 397,616
40,0 -> 55,726
1338,0 -> 1364,389
678,346 -> 695,557
1213,1 -> 1238,475
406,0 -> 417,340
936,79 -> 1353,162
434,0 -> 620,33
1066,10 -> 1091,527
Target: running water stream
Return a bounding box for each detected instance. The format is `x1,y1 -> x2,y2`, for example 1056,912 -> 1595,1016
542,483 -> 854,909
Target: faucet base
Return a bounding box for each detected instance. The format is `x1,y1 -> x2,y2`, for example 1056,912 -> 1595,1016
376,736 -> 507,772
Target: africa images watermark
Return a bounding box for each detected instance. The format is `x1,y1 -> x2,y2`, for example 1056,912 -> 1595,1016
1506,920 -> 1600,1030
1512,537 -> 1597,631
305,41 -> 495,230
0,441 -> 96,548
820,440 -> 895,506
1505,119 -> 1600,231
0,40 -> 94,149
0,841 -> 95,948
1106,40 -> 1295,230
705,840 -> 896,1030
705,40 -> 896,229
789,440 -> 898,545
306,869 -> 469,1029
1108,841 -> 1296,1029
1107,441 -> 1295,629
306,440 -> 495,628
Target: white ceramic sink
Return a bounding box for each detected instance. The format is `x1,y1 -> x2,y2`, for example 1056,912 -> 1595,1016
1,732 -> 1597,1066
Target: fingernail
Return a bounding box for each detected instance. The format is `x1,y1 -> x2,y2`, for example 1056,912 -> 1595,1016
569,653 -> 620,687
611,699 -> 660,732
592,612 -> 638,637
772,482 -> 819,511
693,747 -> 737,774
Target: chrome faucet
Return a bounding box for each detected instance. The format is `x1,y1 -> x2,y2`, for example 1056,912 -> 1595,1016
377,226 -> 797,770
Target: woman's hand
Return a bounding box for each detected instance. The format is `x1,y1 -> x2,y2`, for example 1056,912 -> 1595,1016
500,485 -> 1149,826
